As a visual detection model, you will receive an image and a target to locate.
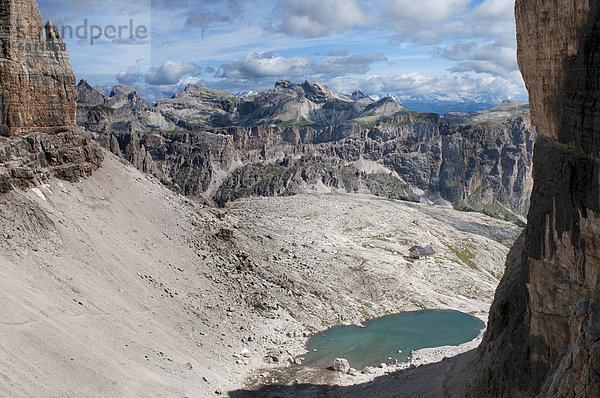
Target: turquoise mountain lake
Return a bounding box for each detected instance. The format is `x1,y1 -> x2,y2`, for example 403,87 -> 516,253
303,310 -> 485,369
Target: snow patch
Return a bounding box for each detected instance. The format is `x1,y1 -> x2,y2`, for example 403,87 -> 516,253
31,188 -> 47,202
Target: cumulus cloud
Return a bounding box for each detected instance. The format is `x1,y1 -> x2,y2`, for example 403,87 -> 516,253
145,60 -> 199,85
451,45 -> 517,76
220,52 -> 385,79
116,66 -> 143,84
221,53 -> 311,79
382,0 -> 471,43
437,40 -> 518,77
471,0 -> 517,48
425,0 -> 518,79
327,72 -> 526,102
436,41 -> 477,61
270,0 -> 373,38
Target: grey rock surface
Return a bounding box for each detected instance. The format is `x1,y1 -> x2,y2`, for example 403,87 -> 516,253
332,358 -> 350,373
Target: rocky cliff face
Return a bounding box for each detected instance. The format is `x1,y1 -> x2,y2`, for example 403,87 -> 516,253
235,80 -> 384,127
0,0 -> 77,136
468,1 -> 600,396
76,80 -> 150,133
0,0 -> 102,192
78,78 -> 534,219
96,107 -> 534,219
0,132 -> 102,193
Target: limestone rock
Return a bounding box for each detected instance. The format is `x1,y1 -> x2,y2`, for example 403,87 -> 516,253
78,80 -> 394,131
467,1 -> 600,396
0,0 -> 103,192
76,73 -> 535,215
94,111 -> 534,217
76,80 -> 109,106
0,131 -> 103,193
0,0 -> 76,136
332,358 -> 350,373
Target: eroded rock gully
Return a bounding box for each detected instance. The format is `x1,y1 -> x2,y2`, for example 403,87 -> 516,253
467,1 -> 600,396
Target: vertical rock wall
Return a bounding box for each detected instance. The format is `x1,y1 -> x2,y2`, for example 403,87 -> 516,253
0,0 -> 102,192
468,1 -> 600,396
0,0 -> 77,136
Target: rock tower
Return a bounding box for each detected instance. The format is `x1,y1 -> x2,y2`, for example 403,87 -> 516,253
0,0 -> 76,136
468,1 -> 600,396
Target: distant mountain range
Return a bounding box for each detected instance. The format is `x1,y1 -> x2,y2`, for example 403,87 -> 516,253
374,94 -> 513,115
77,79 -> 410,131
76,79 -> 534,223
77,79 -> 525,132
233,88 -> 517,116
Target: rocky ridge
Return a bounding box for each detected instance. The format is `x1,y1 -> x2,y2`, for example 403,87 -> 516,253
467,1 -> 600,397
0,132 -> 103,193
80,81 -> 534,219
77,79 -> 401,132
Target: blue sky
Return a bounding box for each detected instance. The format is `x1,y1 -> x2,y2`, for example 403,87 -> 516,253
37,0 -> 526,103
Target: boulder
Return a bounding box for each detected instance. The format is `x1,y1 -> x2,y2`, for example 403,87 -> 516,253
331,358 -> 350,373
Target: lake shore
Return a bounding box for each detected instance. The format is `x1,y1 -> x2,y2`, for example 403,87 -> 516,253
236,307 -> 489,394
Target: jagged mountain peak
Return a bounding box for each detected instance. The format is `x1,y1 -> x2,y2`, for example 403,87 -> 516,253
269,80 -> 350,103
359,96 -> 407,118
350,90 -> 372,101
77,79 -> 109,105
235,90 -> 258,98
76,80 -> 149,118
77,79 -> 94,91
0,0 -> 77,136
77,79 -> 444,130
300,80 -> 343,102
110,85 -> 141,98
380,96 -> 401,104
177,84 -> 238,99
274,80 -> 294,89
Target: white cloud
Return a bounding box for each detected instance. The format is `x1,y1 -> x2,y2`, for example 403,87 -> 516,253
220,52 -> 385,79
116,66 -> 143,84
471,0 -> 517,46
382,0 -> 471,43
472,0 -> 515,22
221,52 -> 311,79
430,0 -> 518,79
326,72 -> 526,102
324,50 -> 348,56
183,1 -> 243,37
145,60 -> 198,85
436,41 -> 477,61
439,40 -> 518,77
270,0 -> 373,38
314,53 -> 386,74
